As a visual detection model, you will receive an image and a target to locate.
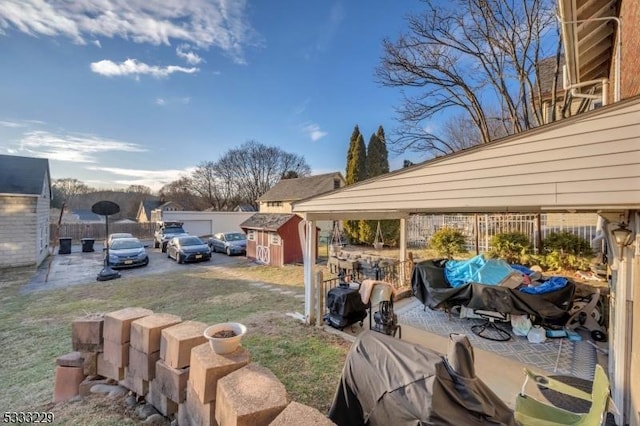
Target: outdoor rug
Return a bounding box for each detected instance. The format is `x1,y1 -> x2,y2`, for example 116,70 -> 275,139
396,298 -> 596,380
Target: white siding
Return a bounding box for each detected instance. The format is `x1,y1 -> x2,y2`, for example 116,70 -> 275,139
294,98 -> 640,218
161,211 -> 255,237
0,196 -> 39,268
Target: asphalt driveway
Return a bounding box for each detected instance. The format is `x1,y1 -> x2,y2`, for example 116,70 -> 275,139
22,240 -> 249,293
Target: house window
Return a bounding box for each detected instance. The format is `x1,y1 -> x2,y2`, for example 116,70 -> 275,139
334,179 -> 340,189
267,201 -> 282,207
247,230 -> 256,241
270,232 -> 281,246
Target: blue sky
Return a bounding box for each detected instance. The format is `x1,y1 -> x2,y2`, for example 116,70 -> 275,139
0,0 -> 423,191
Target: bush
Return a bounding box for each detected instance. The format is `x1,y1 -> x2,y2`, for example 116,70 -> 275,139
488,232 -> 533,264
429,227 -> 467,258
540,232 -> 594,271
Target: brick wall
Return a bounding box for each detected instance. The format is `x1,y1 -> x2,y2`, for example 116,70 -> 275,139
620,0 -> 640,99
0,195 -> 39,269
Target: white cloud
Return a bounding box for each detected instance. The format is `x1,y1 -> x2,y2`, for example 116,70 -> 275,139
303,123 -> 327,141
155,96 -> 190,106
0,0 -> 261,64
90,58 -> 198,78
85,165 -> 194,191
176,44 -> 203,65
18,130 -> 146,163
0,120 -> 24,128
92,39 -> 101,48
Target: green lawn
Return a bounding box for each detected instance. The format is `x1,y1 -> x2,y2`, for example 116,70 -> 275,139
0,265 -> 350,425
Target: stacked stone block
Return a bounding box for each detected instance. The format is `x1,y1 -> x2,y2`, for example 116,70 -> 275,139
215,363 -> 288,426
127,313 -> 181,397
146,321 -> 208,416
54,314 -> 105,402
102,307 -> 153,382
179,343 -> 251,426
268,402 -> 336,426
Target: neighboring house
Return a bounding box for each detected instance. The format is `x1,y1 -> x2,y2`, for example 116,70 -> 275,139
233,204 -> 256,212
136,200 -> 162,223
240,213 -> 317,266
0,154 -> 52,268
150,201 -> 183,222
257,172 -> 345,214
64,209 -> 105,223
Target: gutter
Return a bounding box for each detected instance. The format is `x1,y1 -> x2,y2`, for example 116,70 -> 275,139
558,15 -> 622,103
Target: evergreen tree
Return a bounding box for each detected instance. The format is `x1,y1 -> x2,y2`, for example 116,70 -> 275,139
344,125 -> 367,242
361,125 -> 400,245
365,126 -> 389,178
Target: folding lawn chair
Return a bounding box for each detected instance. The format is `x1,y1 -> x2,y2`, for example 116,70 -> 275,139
514,364 -> 612,426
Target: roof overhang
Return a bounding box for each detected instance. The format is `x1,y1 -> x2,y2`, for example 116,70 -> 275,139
558,0 -> 619,98
294,96 -> 640,221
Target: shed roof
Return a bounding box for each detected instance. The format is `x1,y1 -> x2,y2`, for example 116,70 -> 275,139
240,213 -> 297,231
0,154 -> 50,197
294,96 -> 640,220
257,172 -> 344,202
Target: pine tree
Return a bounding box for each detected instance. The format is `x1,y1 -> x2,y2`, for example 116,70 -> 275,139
344,125 -> 367,242
361,125 -> 399,245
365,127 -> 389,178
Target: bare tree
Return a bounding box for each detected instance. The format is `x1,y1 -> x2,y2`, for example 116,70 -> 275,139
159,177 -> 207,211
52,178 -> 92,208
126,184 -> 151,194
189,161 -> 235,211
213,141 -> 311,208
377,0 -> 560,156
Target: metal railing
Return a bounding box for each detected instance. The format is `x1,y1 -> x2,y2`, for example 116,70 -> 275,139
407,213 -> 600,253
320,258 -> 414,317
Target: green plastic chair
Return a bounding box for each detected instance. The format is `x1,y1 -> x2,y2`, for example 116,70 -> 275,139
514,364 -> 610,426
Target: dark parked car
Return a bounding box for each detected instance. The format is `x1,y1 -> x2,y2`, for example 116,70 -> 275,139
106,238 -> 149,269
208,232 -> 247,256
167,236 -> 211,264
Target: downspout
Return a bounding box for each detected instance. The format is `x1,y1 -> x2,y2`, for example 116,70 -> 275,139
558,16 -> 622,104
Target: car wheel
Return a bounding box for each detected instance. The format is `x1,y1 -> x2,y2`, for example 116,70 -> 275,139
226,247 -> 231,256
142,257 -> 149,267
154,240 -> 160,249
177,254 -> 183,264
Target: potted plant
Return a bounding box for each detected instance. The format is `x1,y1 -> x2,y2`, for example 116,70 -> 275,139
203,322 -> 247,354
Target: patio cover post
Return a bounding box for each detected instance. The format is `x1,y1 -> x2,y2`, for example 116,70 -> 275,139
399,218 -> 407,283
301,219 -> 316,325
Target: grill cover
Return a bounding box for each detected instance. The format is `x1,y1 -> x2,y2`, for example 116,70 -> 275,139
328,331 -> 515,426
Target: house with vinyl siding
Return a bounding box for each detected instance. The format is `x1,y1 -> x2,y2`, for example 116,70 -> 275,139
0,154 -> 52,269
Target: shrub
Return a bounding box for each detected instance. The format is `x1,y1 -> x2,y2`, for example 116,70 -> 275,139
429,227 -> 467,258
488,232 -> 533,264
541,232 -> 594,271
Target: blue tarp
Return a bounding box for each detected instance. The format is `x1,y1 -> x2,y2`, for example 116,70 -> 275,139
519,276 -> 568,294
445,255 -> 514,288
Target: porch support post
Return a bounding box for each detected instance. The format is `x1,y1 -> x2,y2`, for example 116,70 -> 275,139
303,219 -> 316,325
605,215 -> 632,425
399,218 -> 407,285
399,218 -> 407,262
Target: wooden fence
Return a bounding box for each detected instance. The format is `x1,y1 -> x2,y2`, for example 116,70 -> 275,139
50,222 -> 156,243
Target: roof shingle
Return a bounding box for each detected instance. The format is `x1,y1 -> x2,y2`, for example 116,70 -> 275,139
257,172 -> 344,202
0,154 -> 50,196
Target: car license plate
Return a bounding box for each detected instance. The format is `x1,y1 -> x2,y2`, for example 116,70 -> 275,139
195,254 -> 202,259
124,260 -> 133,265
